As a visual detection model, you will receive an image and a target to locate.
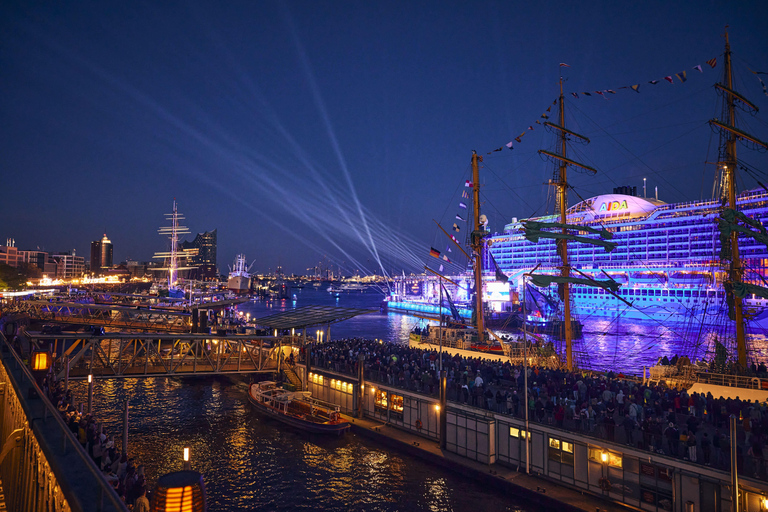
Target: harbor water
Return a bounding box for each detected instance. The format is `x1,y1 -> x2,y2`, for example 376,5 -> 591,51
67,286 -> 766,510
241,287 -> 768,374
71,376 -> 531,512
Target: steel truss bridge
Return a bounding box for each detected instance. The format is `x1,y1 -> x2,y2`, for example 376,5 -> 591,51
5,298 -> 246,333
24,332 -> 303,379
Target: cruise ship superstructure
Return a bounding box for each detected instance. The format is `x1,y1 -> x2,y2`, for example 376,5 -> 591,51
485,189 -> 768,328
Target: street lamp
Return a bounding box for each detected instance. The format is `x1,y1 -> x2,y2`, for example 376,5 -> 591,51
183,447 -> 191,470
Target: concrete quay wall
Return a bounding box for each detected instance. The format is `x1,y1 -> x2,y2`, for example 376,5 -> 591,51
302,366 -> 768,512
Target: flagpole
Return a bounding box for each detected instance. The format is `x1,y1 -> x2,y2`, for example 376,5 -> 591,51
522,275 -> 530,475
439,283 -> 443,373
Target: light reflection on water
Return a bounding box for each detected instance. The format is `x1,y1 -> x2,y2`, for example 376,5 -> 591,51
70,376 -> 528,511
64,289 -> 767,510
245,289 -> 768,375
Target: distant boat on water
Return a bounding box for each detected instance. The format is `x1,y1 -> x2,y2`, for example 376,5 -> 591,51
227,254 -> 252,294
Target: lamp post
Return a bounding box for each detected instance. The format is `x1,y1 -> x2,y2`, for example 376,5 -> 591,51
87,374 -> 93,414
29,350 -> 53,399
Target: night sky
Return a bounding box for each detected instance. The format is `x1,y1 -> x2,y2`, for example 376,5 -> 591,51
2,1 -> 767,276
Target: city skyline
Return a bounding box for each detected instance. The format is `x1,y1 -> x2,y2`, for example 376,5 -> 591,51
2,1 -> 767,275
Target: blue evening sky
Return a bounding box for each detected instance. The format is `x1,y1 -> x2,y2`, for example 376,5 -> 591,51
2,1 -> 767,275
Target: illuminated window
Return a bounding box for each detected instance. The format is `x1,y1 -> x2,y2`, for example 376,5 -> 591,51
390,394 -> 404,413
510,427 -> 529,439
374,390 -> 388,409
548,437 -> 574,465
588,447 -> 622,468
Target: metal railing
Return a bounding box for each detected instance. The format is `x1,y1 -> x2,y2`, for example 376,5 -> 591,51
0,332 -> 127,511
24,332 -> 289,380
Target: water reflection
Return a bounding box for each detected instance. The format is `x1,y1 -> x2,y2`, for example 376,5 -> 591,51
244,289 -> 767,375
69,376 -> 530,511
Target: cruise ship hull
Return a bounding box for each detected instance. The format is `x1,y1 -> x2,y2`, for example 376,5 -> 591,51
388,190 -> 768,331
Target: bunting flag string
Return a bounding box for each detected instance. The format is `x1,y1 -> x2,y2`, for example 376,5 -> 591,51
750,69 -> 768,97
489,98 -> 559,153
568,57 -> 717,99
486,55 -> 724,158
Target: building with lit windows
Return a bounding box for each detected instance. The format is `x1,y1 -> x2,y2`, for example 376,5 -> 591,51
90,234 -> 113,273
180,229 -> 217,280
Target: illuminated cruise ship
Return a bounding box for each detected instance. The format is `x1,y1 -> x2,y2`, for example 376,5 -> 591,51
486,188 -> 768,328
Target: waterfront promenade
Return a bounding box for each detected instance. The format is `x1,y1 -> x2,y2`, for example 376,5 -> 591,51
309,337 -> 768,482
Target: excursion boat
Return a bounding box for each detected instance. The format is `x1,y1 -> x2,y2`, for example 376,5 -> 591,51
247,381 -> 351,435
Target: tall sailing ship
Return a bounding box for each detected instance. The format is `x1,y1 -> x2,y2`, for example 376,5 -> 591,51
390,30 -> 768,370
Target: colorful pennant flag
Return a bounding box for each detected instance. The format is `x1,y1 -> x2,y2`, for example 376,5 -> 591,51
442,254 -> 451,263
694,64 -> 703,73
462,190 -> 469,199
750,70 -> 768,97
465,180 -> 473,188
429,247 -> 441,258
664,76 -> 674,84
439,264 -> 444,272
505,141 -> 513,149
707,57 -> 717,68
453,223 -> 460,232
631,84 -> 640,93
648,80 -> 659,85
571,92 -> 579,99
676,70 -> 687,83
559,63 -> 571,67
456,214 -> 465,221
459,202 -> 467,209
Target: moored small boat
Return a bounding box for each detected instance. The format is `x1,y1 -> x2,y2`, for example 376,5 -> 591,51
247,381 -> 350,435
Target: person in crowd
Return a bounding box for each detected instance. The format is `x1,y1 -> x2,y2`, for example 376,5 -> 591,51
134,487 -> 150,512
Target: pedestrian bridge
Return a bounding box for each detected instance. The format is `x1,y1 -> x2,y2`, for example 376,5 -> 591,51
20,331 -> 302,380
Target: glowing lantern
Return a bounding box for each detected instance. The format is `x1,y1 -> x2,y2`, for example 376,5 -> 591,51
151,471 -> 206,512
31,351 -> 52,372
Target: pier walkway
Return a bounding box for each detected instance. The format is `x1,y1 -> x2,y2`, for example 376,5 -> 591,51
22,332 -> 289,379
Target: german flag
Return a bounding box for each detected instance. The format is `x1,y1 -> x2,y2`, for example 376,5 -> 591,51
429,247 -> 441,258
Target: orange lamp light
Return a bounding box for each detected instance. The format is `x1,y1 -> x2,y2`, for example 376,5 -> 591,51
31,351 -> 51,372
151,471 -> 206,512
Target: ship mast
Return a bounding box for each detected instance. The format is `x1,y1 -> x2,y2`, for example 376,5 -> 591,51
710,28 -> 768,370
721,30 -> 747,369
556,77 -> 574,371
154,199 -> 191,293
471,151 -> 485,344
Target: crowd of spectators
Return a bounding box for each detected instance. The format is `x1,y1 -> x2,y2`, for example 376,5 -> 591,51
308,337 -> 767,481
43,375 -> 151,511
